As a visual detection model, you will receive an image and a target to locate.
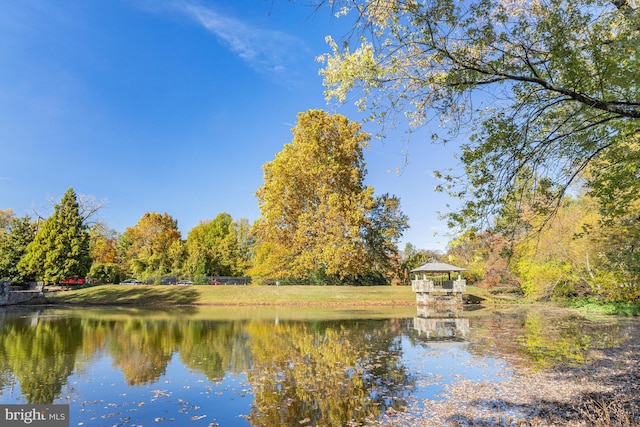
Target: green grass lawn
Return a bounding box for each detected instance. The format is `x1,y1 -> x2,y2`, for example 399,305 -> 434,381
45,284 -> 420,306
44,283 -> 510,307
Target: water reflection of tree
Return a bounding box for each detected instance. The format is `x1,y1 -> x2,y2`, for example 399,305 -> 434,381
107,319 -> 176,385
465,308 -> 629,368
245,319 -> 413,427
518,310 -> 628,368
0,314 -> 83,403
177,320 -> 251,380
99,317 -> 253,386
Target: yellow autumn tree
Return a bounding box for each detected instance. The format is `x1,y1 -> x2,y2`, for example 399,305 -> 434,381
252,110 -> 406,284
511,194 -> 606,299
119,212 -> 182,281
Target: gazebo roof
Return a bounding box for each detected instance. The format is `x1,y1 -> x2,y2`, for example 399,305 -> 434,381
411,262 -> 466,273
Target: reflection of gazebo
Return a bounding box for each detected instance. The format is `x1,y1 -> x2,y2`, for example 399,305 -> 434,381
413,305 -> 470,341
411,262 -> 466,304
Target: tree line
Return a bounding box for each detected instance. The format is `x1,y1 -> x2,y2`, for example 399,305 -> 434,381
0,111 -> 409,286
3,0 -> 640,300
2,108 -> 639,302
0,192 -> 256,285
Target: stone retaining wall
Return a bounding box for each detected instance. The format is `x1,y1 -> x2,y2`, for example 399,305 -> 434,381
0,282 -> 45,306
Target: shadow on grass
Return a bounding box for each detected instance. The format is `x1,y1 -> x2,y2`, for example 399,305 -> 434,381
51,285 -> 201,306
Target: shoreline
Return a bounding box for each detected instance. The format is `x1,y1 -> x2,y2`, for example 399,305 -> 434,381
374,318 -> 640,426
5,292 -> 639,425
39,283 -> 500,307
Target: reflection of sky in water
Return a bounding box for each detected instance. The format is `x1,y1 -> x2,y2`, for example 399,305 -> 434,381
0,331 -> 510,427
3,307 -> 623,426
71,355 -> 253,426
51,339 -> 508,426
400,337 -> 510,402
2,352 -> 254,426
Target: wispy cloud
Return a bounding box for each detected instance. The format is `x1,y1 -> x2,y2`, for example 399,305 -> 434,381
172,2 -> 310,82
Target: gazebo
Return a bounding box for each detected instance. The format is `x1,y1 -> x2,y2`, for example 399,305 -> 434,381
410,262 -> 466,304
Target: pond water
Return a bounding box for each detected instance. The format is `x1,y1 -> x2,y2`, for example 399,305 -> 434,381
0,305 -> 634,426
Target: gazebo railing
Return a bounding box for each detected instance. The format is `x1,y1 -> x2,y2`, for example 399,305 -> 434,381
411,279 -> 466,293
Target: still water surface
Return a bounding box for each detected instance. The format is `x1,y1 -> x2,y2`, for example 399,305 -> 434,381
0,305 -> 633,426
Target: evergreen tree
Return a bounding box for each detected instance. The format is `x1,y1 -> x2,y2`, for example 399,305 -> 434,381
0,216 -> 37,282
18,188 -> 91,284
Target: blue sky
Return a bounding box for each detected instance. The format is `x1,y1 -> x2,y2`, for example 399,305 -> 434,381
1,0 -> 460,251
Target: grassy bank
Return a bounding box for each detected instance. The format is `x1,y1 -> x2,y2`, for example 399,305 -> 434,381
563,297 -> 640,316
43,284 -> 536,307
45,284 -> 421,306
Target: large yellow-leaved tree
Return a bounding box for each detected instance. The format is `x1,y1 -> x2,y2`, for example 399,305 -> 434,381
252,110 -> 407,284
